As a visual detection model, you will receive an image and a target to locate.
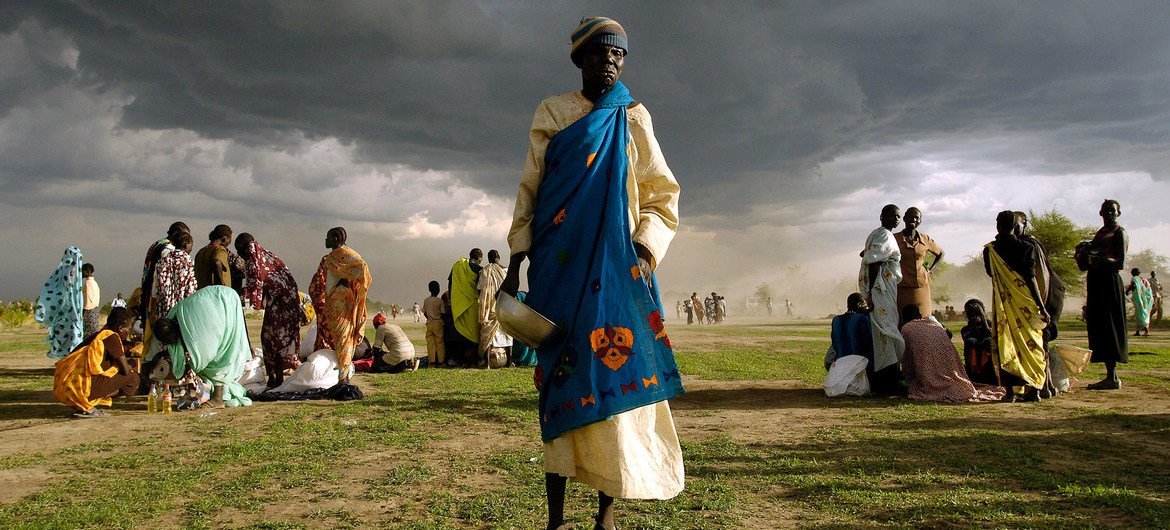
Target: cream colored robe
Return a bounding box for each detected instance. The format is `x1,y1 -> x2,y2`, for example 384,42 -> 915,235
477,262 -> 512,353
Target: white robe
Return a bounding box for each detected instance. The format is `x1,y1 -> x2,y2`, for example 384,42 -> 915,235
859,227 -> 905,371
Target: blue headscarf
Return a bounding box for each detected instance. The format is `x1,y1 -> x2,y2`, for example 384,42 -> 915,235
526,81 -> 682,442
35,246 -> 85,359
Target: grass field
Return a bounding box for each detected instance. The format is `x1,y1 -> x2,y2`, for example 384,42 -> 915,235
1,317 -> 1169,529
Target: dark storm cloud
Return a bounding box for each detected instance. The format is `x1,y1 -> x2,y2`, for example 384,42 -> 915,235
4,0 -> 1170,211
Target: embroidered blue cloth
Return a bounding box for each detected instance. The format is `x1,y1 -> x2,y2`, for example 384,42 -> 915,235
526,82 -> 683,442
35,246 -> 85,360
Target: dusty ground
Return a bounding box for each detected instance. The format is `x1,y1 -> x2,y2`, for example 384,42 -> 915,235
2,318 -> 1169,528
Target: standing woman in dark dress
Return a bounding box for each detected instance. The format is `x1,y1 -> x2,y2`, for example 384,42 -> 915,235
1076,199 -> 1128,390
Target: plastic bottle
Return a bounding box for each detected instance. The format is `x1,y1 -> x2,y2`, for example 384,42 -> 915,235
162,384 -> 173,414
147,384 -> 157,414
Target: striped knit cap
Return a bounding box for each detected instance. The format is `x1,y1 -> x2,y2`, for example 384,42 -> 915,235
570,17 -> 627,66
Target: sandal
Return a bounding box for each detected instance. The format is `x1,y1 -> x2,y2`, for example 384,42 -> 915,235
73,409 -> 109,419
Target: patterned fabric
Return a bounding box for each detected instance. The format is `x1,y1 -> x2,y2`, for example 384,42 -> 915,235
309,246 -> 371,374
986,245 -> 1047,389
164,286 -> 252,407
859,227 -> 905,371
83,309 -> 101,339
1130,276 -> 1153,328
299,291 -> 315,323
507,91 -> 680,270
477,262 -> 512,353
35,246 -> 85,360
139,238 -> 170,319
154,246 -> 198,323
902,319 -> 1005,403
53,329 -> 119,411
243,241 -> 303,374
525,81 -> 682,442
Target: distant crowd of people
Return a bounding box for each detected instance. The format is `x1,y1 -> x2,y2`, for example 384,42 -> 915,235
676,292 -> 727,324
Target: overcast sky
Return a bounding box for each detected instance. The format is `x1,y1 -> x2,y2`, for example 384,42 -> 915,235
2,1 -> 1168,313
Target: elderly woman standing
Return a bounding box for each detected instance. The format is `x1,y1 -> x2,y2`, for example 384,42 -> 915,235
895,207 -> 944,323
1077,199 -> 1128,390
236,233 -> 304,388
501,16 -> 683,530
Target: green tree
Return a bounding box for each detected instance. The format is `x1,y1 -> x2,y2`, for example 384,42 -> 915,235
929,261 -> 952,305
1129,248 -> 1169,275
1027,209 -> 1095,288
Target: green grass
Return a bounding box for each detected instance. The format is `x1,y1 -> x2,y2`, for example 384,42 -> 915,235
1,320 -> 1169,528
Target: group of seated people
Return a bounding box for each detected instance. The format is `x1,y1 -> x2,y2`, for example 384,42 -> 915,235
825,292 -> 1066,403
51,281 -> 531,416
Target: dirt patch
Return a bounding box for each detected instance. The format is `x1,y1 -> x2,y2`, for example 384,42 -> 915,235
0,467 -> 58,503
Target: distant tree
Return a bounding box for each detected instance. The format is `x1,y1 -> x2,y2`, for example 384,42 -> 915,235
754,283 -> 775,304
929,260 -> 952,305
1027,209 -> 1095,288
1129,248 -> 1169,275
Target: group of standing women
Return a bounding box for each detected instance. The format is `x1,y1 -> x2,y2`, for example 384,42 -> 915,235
857,204 -> 947,396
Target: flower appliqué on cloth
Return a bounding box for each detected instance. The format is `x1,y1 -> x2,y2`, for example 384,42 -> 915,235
648,310 -> 667,340
590,325 -> 635,370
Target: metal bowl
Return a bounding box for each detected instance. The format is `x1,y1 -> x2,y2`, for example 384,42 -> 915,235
496,292 -> 563,348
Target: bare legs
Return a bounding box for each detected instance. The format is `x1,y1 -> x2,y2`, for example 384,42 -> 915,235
1089,361 -> 1121,390
545,473 -> 617,530
545,473 -> 566,530
595,491 -> 615,529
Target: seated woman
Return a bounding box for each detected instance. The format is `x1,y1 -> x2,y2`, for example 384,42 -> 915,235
901,305 -> 1004,403
960,299 -> 998,385
826,293 -> 872,369
53,307 -> 140,418
152,285 -> 253,408
828,293 -> 903,395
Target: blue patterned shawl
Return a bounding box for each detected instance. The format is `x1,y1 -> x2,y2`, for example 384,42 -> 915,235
527,82 -> 683,442
35,246 -> 85,359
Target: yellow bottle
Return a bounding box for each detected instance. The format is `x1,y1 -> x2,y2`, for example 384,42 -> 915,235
162,384 -> 173,414
147,384 -> 157,414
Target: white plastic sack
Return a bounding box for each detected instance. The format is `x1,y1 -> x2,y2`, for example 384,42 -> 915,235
1052,342 -> 1091,377
299,321 -> 318,360
271,349 -> 353,393
823,355 -> 871,397
238,349 -> 267,394
1048,346 -> 1071,392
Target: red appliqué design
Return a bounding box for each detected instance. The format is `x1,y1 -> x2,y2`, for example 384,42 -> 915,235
590,325 -> 635,370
